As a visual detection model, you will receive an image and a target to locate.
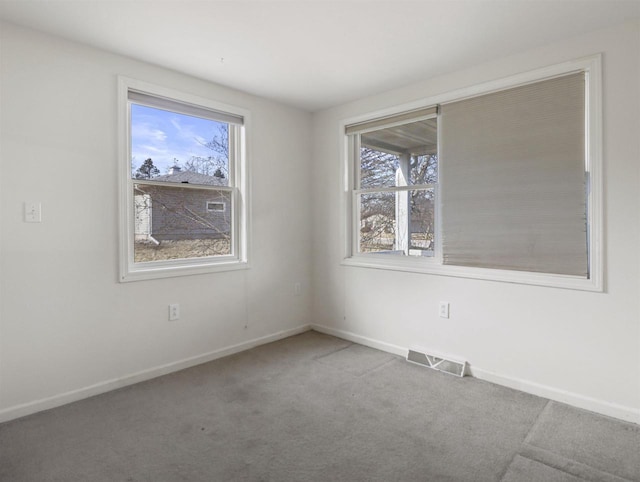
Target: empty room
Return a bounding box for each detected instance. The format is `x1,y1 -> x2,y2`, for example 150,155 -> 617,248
0,1 -> 639,480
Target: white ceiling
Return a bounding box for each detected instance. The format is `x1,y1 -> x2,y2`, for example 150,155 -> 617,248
0,1 -> 638,111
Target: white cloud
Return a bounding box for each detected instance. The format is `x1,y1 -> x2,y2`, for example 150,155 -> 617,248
131,123 -> 167,143
138,144 -> 168,155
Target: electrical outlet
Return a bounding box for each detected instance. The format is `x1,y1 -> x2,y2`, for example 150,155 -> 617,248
439,302 -> 450,319
169,303 -> 180,321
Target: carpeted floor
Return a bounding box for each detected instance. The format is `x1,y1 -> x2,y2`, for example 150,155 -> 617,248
0,331 -> 638,481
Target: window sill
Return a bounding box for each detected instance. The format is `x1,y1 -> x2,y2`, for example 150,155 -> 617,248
341,255 -> 602,292
120,258 -> 249,283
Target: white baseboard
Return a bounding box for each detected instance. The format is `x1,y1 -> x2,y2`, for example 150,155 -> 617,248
311,324 -> 407,357
0,324 -> 312,424
4,323 -> 637,426
470,367 -> 640,425
311,323 -> 640,425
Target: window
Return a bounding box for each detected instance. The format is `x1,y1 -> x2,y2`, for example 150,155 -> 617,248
206,202 -> 226,212
347,107 -> 438,258
343,56 -> 602,291
119,78 -> 250,281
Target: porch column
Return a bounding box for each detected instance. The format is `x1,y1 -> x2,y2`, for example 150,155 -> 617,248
395,153 -> 411,255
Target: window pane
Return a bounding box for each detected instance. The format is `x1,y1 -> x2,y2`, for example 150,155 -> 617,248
409,188 -> 436,257
359,117 -> 438,189
130,104 -> 230,186
133,183 -> 232,262
358,189 -> 435,257
206,202 -> 225,212
359,191 -> 397,253
410,154 -> 438,185
359,148 -> 400,189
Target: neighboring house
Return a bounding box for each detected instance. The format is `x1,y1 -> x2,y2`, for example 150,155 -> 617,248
134,166 -> 231,242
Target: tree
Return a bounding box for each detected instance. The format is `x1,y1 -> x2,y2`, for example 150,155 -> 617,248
359,147 -> 437,252
184,124 -> 229,178
135,158 -> 160,179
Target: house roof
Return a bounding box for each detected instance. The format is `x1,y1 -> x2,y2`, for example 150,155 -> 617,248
153,170 -> 227,187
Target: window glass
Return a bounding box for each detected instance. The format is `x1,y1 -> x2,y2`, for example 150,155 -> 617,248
131,104 -> 230,185
359,118 -> 437,189
354,117 -> 438,258
358,188 -> 435,256
133,184 -> 232,262
130,103 -> 234,263
207,202 -> 225,212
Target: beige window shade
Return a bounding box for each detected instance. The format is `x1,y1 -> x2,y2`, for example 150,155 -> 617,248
346,106 -> 437,135
129,90 -> 243,126
440,72 -> 587,276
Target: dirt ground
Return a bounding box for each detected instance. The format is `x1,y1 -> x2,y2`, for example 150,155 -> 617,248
134,238 -> 231,262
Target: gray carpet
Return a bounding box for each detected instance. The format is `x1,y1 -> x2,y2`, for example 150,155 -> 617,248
0,331 -> 638,481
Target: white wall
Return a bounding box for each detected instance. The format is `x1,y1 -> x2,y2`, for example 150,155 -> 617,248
311,20 -> 640,423
0,22 -> 312,420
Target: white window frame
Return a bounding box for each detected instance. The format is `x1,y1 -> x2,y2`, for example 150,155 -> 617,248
350,114 -> 439,259
341,55 -> 602,292
118,77 -> 251,282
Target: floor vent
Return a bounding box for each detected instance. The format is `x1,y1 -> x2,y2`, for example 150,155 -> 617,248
407,348 -> 467,377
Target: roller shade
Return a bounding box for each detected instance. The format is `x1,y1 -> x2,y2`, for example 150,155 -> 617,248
440,73 -> 587,276
346,106 -> 437,135
128,90 -> 243,126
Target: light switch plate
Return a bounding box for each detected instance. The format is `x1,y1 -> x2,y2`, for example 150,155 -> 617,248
25,202 -> 42,223
439,301 -> 450,319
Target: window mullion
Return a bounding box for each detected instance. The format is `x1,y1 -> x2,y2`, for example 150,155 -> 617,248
132,179 -> 234,192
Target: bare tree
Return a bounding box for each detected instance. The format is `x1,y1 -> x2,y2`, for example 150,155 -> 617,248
184,124 -> 229,179
359,147 -> 437,252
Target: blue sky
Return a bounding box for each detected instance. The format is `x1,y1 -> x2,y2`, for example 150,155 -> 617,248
131,104 -> 226,175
